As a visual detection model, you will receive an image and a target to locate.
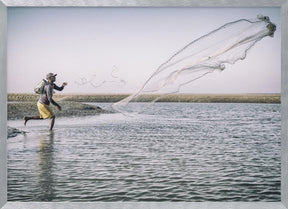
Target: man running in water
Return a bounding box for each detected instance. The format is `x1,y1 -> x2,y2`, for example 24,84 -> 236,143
24,73 -> 67,130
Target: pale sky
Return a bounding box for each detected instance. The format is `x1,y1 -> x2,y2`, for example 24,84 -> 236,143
7,7 -> 281,94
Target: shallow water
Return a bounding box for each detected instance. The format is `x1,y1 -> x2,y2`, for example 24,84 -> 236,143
7,102 -> 281,201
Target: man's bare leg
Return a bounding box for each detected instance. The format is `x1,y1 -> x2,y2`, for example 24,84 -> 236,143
24,116 -> 42,126
49,115 -> 55,131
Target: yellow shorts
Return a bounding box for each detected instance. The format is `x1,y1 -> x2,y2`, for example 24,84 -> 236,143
37,102 -> 54,119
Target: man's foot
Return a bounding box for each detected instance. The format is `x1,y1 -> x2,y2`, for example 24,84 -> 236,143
24,117 -> 28,126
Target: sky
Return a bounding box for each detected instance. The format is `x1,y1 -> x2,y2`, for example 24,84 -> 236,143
7,7 -> 281,94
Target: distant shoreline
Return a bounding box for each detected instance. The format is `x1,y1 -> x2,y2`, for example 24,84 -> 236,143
7,93 -> 280,121
8,93 -> 281,103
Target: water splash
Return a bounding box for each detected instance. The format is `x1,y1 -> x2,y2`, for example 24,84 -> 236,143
112,15 -> 276,114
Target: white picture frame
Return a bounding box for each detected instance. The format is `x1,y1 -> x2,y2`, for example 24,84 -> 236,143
1,0 -> 287,209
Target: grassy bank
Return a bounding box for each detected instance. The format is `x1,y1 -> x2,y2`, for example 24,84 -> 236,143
8,93 -> 281,103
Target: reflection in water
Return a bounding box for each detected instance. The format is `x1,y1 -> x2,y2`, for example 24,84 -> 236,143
36,131 -> 55,201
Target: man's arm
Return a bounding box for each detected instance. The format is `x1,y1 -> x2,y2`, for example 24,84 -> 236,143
46,85 -> 61,110
53,82 -> 67,91
53,84 -> 64,91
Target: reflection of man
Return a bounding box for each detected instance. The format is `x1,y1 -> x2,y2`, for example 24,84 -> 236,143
24,73 -> 68,130
38,132 -> 55,201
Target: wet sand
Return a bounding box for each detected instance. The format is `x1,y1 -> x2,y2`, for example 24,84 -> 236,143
7,101 -> 109,120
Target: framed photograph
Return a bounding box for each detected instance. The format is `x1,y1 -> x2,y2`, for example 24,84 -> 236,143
1,0 -> 288,209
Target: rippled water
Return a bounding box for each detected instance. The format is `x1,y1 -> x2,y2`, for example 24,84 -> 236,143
7,103 -> 281,201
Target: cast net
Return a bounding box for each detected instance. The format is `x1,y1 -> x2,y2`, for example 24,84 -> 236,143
112,15 -> 276,114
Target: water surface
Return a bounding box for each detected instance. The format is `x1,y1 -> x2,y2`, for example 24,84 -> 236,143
7,103 -> 281,201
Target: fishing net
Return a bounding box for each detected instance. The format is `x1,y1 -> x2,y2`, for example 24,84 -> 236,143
113,15 -> 276,114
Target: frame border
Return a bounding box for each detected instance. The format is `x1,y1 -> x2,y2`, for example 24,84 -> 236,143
1,0 -> 287,209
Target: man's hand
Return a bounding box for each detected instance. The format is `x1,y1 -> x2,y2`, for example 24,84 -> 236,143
62,82 -> 68,86
57,105 -> 62,111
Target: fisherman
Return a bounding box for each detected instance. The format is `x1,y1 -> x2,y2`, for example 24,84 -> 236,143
24,73 -> 68,130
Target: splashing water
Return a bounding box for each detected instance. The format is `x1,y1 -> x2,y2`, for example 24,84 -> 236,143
112,15 -> 276,114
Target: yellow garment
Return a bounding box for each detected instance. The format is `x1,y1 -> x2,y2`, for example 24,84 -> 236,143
37,102 -> 54,119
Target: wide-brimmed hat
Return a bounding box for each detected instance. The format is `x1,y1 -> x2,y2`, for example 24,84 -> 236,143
46,73 -> 57,79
